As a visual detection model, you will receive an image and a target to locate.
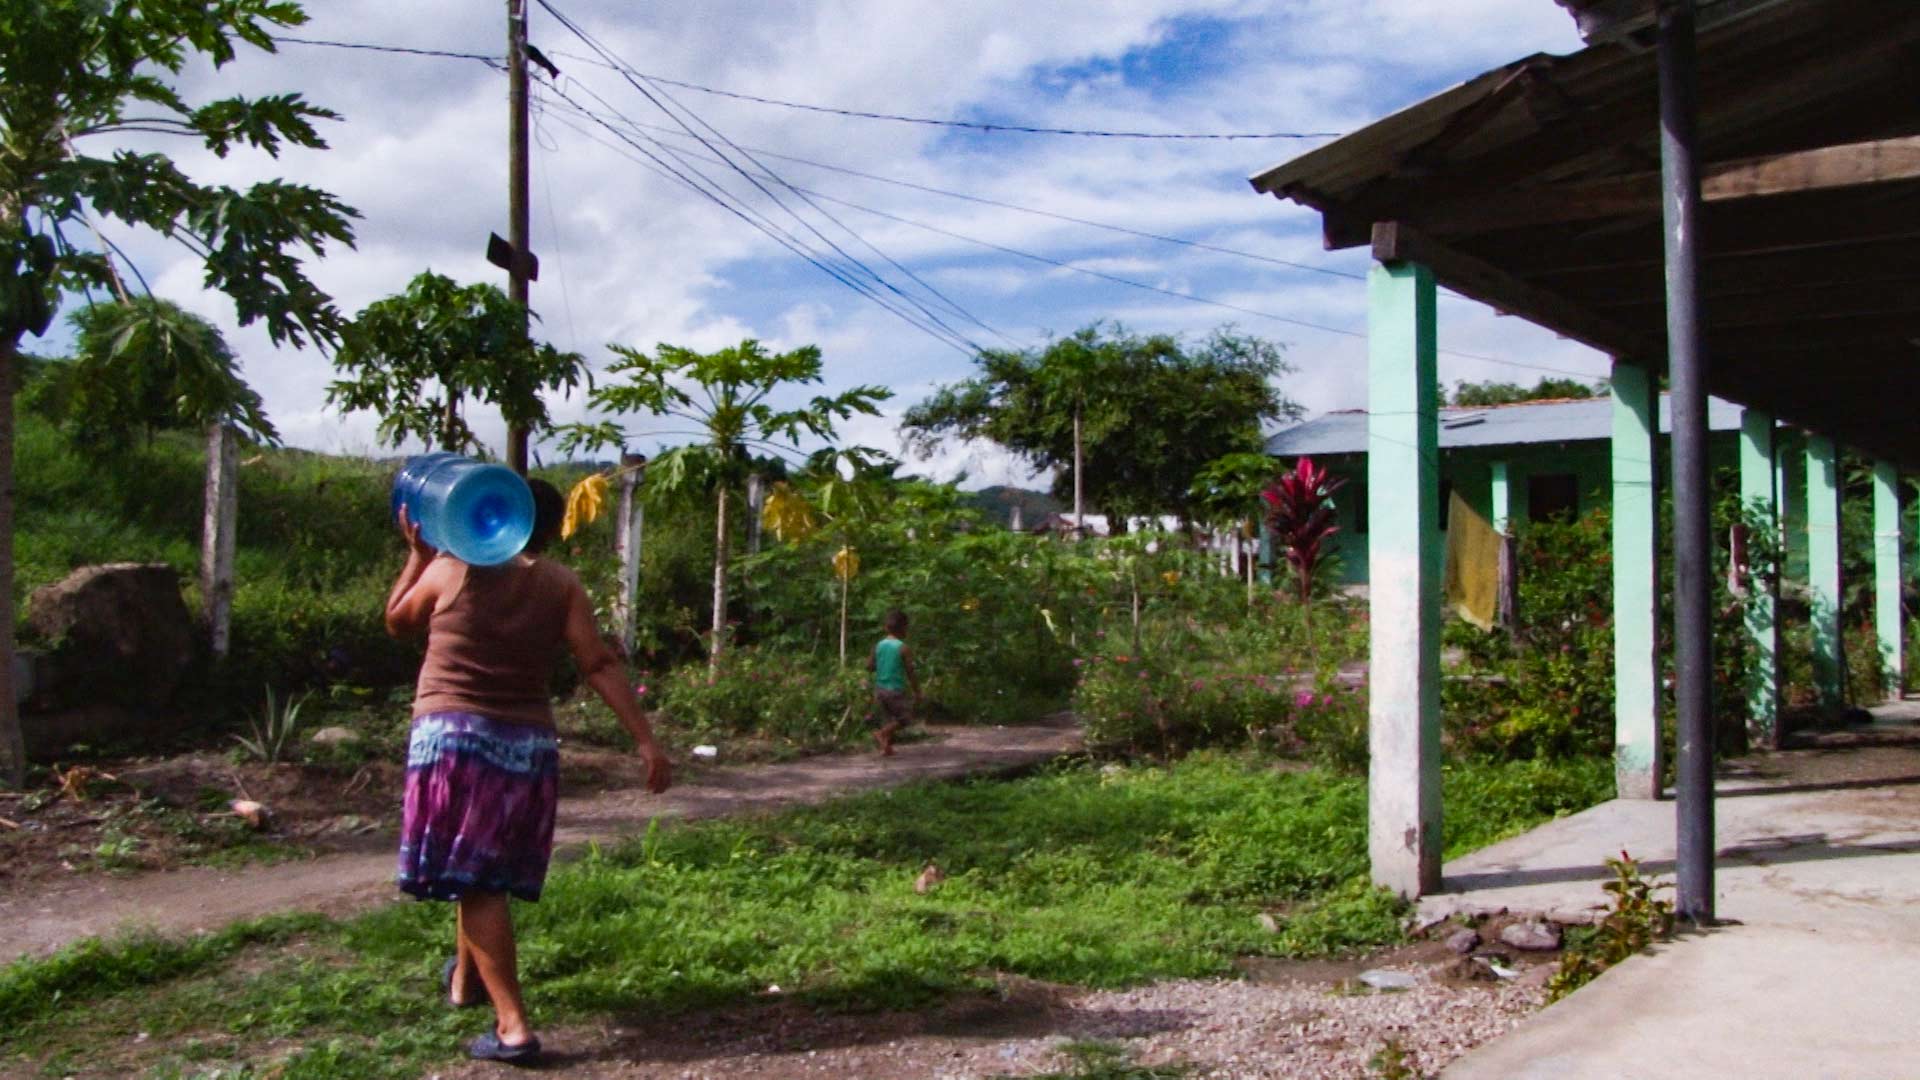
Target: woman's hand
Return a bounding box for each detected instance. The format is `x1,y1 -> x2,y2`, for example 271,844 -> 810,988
397,504 -> 434,561
636,736 -> 673,794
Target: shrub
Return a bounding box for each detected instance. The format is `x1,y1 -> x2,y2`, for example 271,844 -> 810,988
656,648 -> 868,748
1075,650 -> 1367,770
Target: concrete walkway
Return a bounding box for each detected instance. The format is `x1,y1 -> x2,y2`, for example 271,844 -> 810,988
1435,702 -> 1920,1079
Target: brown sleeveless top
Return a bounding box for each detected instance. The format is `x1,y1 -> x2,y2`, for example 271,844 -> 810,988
412,556 -> 577,727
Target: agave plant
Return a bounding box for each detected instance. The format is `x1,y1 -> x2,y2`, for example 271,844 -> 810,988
1261,457 -> 1348,604
233,686 -> 311,765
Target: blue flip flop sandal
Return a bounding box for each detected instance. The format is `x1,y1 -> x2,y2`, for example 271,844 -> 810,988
441,956 -> 489,1008
468,1031 -> 541,1065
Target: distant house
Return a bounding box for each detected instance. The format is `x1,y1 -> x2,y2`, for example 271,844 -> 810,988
1028,512 -> 1189,538
1265,395 -> 1752,585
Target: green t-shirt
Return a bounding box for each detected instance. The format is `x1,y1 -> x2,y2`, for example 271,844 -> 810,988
873,637 -> 909,692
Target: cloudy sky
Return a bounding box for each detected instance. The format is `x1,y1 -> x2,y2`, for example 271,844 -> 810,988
70,0 -> 1612,488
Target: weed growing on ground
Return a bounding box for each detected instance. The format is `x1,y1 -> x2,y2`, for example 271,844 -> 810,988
1369,1037 -> 1423,1079
3,754 -> 1611,1078
1546,850 -> 1675,1002
1013,1038 -> 1190,1079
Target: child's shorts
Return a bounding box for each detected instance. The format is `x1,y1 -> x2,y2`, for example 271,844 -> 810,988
872,689 -> 913,727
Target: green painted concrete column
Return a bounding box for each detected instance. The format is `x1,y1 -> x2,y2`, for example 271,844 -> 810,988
1366,260 -> 1441,899
1611,361 -> 1662,799
1806,435 -> 1844,708
1874,461 -> 1903,699
1739,410 -> 1779,747
1490,461 -> 1512,534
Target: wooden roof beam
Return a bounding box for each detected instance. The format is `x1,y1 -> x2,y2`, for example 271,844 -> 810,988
1318,8 -> 1920,248
1419,136 -> 1920,235
1596,279 -> 1920,327
1371,221 -> 1653,359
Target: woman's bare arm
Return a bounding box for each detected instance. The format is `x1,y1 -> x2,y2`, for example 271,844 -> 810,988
562,579 -> 671,794
385,506 -> 448,637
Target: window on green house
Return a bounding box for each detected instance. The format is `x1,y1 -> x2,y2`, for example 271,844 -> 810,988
1529,473 -> 1579,521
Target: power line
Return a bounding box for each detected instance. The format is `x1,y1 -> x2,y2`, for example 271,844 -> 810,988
550,104 -> 1366,283
555,80 -> 988,356
536,3 -> 999,356
272,31 -> 1340,140
539,91 -> 1599,381
544,46 -> 1343,141
538,80 -> 986,356
275,27 -> 1598,381
273,34 -> 503,68
267,31 -> 1368,282
588,74 -> 1019,349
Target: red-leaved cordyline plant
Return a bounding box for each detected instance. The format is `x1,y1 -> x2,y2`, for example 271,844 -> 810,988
1261,456 -> 1348,604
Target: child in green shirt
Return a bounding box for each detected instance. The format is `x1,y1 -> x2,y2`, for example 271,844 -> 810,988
868,609 -> 921,756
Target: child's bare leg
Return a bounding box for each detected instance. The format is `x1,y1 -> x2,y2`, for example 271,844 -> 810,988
875,721 -> 900,756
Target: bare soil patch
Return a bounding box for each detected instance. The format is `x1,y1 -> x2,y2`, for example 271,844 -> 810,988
0,719 -> 1082,964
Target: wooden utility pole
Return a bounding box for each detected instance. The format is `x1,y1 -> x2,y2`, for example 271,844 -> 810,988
505,0 -> 533,474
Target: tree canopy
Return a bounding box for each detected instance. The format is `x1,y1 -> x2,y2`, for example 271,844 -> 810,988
32,297 -> 273,451
559,338 -> 890,671
327,270 -> 587,456
903,324 -> 1299,525
0,0 -> 359,786
1448,376 -> 1604,407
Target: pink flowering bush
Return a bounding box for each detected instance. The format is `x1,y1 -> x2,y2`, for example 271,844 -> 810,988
1074,651 -> 1367,769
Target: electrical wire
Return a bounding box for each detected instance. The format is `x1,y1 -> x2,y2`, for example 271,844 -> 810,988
553,85 -> 988,356
530,112 -> 582,352
577,72 -> 1019,349
273,34 -> 504,69
538,89 -> 1602,381
274,26 -> 1600,381
537,80 -> 987,356
542,45 -> 1342,141
535,4 -> 1000,355
551,104 -> 1366,283
266,31 -> 1369,283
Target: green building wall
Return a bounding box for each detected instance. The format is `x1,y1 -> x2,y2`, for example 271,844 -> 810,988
1303,434 -> 1739,586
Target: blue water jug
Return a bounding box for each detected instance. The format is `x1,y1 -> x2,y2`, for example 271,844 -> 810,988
390,453 -> 535,567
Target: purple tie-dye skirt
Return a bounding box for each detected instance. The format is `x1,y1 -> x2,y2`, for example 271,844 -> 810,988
396,712 -> 560,903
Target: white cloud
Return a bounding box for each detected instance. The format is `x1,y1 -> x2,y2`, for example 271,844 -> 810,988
46,0 -> 1592,482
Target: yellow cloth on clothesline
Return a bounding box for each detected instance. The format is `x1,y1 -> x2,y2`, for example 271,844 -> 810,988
1443,490 -> 1500,631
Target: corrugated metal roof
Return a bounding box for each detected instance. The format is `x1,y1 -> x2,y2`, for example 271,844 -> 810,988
1245,0 -> 1920,469
1265,395 -> 1743,456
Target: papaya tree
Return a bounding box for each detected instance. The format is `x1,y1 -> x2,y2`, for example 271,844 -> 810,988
1190,451 -> 1278,604
0,0 -> 358,786
326,270 -> 587,461
558,339 -> 887,677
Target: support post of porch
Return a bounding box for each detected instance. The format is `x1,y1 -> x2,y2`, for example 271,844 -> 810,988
1806,434 -> 1844,709
1490,461 -> 1512,535
1366,258 -> 1441,899
1611,360 -> 1662,799
1739,410 -> 1779,747
1874,461 -> 1903,700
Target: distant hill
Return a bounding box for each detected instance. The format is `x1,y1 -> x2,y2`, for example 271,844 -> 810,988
963,486 -> 1063,529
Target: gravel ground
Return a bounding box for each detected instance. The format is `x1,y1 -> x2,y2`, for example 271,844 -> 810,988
438,946 -> 1554,1079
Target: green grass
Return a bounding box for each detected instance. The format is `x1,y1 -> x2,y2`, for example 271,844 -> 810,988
1,753 -> 1610,1079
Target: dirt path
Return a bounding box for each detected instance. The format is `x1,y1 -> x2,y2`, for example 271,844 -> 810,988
0,719 -> 1080,965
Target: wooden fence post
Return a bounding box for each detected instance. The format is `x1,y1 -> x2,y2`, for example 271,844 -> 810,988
200,423 -> 238,659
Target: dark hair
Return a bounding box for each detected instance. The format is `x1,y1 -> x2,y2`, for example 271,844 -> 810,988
883,609 -> 909,635
524,477 -> 566,554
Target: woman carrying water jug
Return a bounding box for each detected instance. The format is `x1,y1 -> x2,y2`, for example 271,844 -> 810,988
385,475 -> 671,1066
